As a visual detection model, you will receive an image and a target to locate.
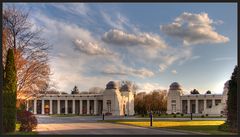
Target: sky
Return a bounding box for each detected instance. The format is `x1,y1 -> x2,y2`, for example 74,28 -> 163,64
4,3 -> 237,94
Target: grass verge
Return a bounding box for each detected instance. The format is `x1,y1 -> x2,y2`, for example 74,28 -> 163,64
104,119 -> 236,135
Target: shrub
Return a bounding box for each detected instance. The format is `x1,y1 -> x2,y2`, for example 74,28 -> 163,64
181,113 -> 184,117
17,110 -> 37,132
201,115 -> 205,118
173,114 -> 176,118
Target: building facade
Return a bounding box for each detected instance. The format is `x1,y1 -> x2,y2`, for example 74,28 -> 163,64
166,81 -> 229,116
26,81 -> 135,116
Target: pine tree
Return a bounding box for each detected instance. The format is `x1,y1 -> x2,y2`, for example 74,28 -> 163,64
226,65 -> 238,131
3,48 -> 17,133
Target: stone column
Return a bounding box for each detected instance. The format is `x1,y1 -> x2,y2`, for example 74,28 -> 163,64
65,100 -> 68,114
57,100 -> 60,114
94,100 -> 98,115
80,100 -> 83,115
26,100 -> 29,111
72,99 -> 75,114
203,99 -> 207,113
196,100 -> 199,114
212,99 -> 215,107
41,99 -> 45,114
34,99 -> 37,114
87,100 -> 90,115
50,100 -> 53,114
187,99 -> 190,114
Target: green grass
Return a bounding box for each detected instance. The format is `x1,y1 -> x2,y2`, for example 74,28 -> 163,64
136,114 -> 225,118
104,119 -> 236,135
5,123 -> 38,135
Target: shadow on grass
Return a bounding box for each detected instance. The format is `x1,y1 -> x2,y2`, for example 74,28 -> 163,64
165,125 -> 236,135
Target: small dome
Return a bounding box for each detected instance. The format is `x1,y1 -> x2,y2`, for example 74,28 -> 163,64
106,81 -> 118,89
120,84 -> 130,92
169,82 -> 182,90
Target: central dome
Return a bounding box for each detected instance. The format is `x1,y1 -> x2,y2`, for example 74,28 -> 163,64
106,81 -> 118,89
169,82 -> 182,90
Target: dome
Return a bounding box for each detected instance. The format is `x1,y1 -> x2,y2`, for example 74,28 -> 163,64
106,81 -> 118,89
169,82 -> 182,90
120,84 -> 130,92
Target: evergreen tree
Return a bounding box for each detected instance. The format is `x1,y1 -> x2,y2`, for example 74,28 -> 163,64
3,49 -> 17,133
226,65 -> 238,131
71,85 -> 79,94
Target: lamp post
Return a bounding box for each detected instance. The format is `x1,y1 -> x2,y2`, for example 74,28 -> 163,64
150,111 -> 153,127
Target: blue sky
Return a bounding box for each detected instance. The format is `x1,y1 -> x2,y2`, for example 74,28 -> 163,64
4,3 -> 237,94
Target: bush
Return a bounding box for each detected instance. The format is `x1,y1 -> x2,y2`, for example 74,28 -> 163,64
17,110 -> 37,132
181,113 -> 184,117
201,115 -> 205,118
173,114 -> 176,118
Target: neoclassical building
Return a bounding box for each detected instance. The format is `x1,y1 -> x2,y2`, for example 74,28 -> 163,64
26,81 -> 135,116
167,81 -> 229,115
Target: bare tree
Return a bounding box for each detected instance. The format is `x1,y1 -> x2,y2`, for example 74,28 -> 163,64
3,5 -> 51,100
120,80 -> 139,94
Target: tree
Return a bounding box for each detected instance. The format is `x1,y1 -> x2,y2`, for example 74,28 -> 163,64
3,49 -> 17,133
3,5 -> 51,100
120,80 -> 139,95
206,90 -> 211,94
71,86 -> 79,94
134,89 -> 167,115
226,65 -> 238,132
190,89 -> 200,94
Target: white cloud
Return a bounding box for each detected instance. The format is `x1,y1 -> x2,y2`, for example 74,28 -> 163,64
102,29 -> 167,49
160,12 -> 229,45
159,64 -> 167,72
172,70 -> 177,74
137,83 -> 167,93
51,3 -> 89,17
74,39 -> 113,55
101,64 -> 154,78
100,10 -> 140,33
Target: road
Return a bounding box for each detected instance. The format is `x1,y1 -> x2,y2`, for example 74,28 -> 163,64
35,115 -> 195,135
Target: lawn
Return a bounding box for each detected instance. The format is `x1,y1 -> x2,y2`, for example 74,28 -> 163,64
6,123 -> 38,135
135,114 -> 225,118
105,120 -> 236,135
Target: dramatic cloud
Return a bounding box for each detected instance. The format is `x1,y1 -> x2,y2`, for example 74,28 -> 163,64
102,29 -> 167,48
51,3 -> 89,17
160,12 -> 229,45
137,82 -> 167,93
74,39 -> 113,55
101,64 -> 154,78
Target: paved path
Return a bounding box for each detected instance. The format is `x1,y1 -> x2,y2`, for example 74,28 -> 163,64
35,115 -> 193,135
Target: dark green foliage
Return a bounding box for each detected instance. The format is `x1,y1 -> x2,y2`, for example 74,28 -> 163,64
206,90 -> 211,94
3,49 -> 17,133
226,66 -> 238,132
71,85 -> 79,94
190,89 -> 200,94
